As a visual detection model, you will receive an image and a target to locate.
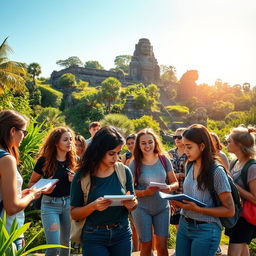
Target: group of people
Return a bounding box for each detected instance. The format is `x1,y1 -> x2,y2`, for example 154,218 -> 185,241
0,109 -> 255,256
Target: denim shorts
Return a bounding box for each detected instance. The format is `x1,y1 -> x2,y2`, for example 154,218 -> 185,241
132,206 -> 170,242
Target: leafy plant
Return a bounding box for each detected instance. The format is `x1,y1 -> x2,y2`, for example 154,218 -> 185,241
0,213 -> 67,256
19,119 -> 48,185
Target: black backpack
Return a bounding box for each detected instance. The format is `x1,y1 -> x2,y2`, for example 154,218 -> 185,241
186,162 -> 242,228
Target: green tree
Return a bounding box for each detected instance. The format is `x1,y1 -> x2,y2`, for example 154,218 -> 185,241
57,73 -> 77,88
27,62 -> 41,85
210,100 -> 234,120
160,65 -> 178,83
0,37 -> 27,95
113,55 -> 131,74
56,56 -> 83,68
100,114 -> 134,136
133,115 -> 160,134
100,77 -> 121,113
84,60 -> 104,69
145,83 -> 160,100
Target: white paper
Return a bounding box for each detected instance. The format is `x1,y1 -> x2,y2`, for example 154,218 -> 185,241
104,195 -> 134,206
31,179 -> 59,191
149,182 -> 169,189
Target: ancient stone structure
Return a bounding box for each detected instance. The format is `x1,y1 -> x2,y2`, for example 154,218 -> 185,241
50,38 -> 160,87
129,38 -> 160,84
50,65 -> 128,87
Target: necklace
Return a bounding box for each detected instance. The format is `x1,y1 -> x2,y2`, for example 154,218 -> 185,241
233,159 -> 249,172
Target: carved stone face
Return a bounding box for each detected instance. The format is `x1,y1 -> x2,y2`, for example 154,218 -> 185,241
140,42 -> 152,56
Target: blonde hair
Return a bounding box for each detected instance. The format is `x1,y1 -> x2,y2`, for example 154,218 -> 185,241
229,125 -> 256,158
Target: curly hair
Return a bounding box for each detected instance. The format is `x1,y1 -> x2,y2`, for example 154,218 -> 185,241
38,127 -> 77,177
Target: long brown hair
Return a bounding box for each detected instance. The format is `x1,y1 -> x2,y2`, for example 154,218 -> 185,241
0,110 -> 28,163
183,124 -> 221,190
133,128 -> 167,185
38,127 -> 77,177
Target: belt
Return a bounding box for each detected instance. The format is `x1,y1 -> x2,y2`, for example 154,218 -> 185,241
95,223 -> 121,230
184,216 -> 208,225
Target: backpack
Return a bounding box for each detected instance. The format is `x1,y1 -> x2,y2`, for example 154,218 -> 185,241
186,162 -> 242,228
230,159 -> 256,191
0,149 -> 10,214
70,162 -> 127,244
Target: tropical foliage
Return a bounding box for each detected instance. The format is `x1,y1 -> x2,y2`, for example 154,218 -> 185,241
0,213 -> 67,256
0,38 -> 27,95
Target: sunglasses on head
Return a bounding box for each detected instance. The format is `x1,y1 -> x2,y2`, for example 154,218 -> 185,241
173,135 -> 182,140
16,128 -> 28,137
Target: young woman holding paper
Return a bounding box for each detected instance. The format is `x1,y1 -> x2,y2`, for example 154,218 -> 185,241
70,126 -> 137,256
172,124 -> 235,256
129,128 -> 178,256
28,127 -> 77,256
0,110 -> 42,250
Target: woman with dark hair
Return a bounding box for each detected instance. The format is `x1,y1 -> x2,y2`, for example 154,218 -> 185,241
29,127 -> 77,256
130,128 -> 178,256
70,126 -> 138,256
173,124 -> 235,256
0,110 -> 41,250
225,126 -> 256,256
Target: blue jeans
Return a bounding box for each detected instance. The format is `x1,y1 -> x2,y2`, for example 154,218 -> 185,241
176,216 -> 221,256
14,238 -> 23,250
82,222 -> 132,256
41,195 -> 71,256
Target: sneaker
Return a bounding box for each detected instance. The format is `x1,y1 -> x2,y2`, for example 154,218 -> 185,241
216,246 -> 222,255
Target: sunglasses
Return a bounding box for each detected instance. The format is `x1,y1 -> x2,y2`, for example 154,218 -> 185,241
16,128 -> 28,137
173,135 -> 182,140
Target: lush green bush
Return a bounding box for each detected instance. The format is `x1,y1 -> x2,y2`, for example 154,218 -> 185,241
133,115 -> 160,134
38,84 -> 63,108
209,100 -> 234,120
165,105 -> 189,117
37,107 -> 65,129
100,114 -> 134,136
0,90 -> 32,118
57,73 -> 77,89
19,120 -> 49,185
225,111 -> 245,123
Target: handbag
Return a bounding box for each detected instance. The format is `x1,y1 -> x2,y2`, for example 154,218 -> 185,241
241,200 -> 256,225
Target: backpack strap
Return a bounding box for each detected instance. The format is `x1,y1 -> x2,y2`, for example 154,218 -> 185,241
0,149 -> 10,159
80,174 -> 91,206
239,159 -> 256,191
115,162 -> 127,191
230,159 -> 238,171
159,155 -> 168,172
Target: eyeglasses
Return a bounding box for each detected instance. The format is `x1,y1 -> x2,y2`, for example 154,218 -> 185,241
173,135 -> 182,140
16,128 -> 28,137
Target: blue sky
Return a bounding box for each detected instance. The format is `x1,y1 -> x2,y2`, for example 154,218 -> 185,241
1,0 -> 256,86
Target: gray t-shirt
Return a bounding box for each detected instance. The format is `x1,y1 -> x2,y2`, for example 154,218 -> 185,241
231,162 -> 256,190
129,158 -> 173,213
182,164 -> 231,227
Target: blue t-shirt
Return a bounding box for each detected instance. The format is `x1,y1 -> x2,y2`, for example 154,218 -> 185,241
70,166 -> 134,226
129,158 -> 173,213
182,164 -> 231,227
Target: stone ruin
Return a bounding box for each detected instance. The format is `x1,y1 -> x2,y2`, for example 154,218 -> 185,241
50,38 -> 160,87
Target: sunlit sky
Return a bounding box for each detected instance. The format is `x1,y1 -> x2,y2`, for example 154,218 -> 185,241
1,0 -> 256,86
